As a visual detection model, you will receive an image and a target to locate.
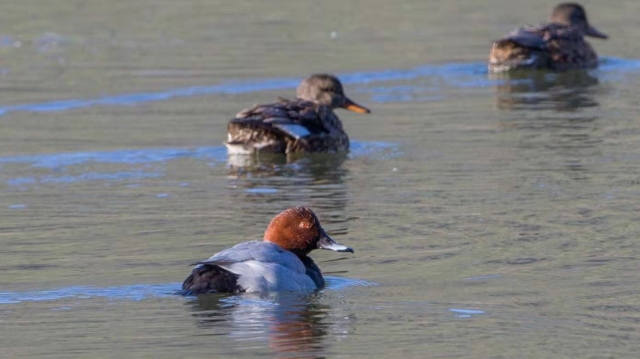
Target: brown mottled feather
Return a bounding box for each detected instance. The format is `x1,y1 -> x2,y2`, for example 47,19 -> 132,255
489,23 -> 598,72
227,98 -> 349,154
488,3 -> 606,72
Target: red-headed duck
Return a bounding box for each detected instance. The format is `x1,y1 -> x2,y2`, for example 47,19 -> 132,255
225,74 -> 371,154
489,3 -> 608,72
180,207 -> 354,294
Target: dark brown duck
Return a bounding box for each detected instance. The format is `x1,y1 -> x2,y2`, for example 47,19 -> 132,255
489,3 -> 608,72
225,74 -> 370,154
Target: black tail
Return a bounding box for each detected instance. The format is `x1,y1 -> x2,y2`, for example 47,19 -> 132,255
176,264 -> 242,295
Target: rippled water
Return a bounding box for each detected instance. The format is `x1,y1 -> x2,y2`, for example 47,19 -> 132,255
3,0 -> 640,358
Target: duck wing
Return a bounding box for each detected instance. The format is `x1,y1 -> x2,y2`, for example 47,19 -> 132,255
502,26 -> 547,49
182,241 -> 319,294
501,23 -> 585,49
228,98 -> 327,141
193,240 -> 306,274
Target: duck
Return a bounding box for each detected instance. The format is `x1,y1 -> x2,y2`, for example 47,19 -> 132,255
179,207 -> 354,294
488,3 -> 608,72
225,74 -> 371,154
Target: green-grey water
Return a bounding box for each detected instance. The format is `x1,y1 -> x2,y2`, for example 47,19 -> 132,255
3,0 -> 640,358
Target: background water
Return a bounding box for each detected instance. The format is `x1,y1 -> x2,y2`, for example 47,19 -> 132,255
2,0 -> 640,358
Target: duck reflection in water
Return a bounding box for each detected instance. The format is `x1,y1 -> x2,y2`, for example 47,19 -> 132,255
227,150 -> 347,179
186,292 -> 339,358
491,70 -> 601,111
227,151 -> 351,233
492,71 -> 604,181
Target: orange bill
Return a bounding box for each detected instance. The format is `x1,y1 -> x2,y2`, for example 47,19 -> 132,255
341,98 -> 371,114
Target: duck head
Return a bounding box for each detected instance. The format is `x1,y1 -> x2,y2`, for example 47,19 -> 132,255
264,206 -> 354,257
550,3 -> 608,39
296,74 -> 371,114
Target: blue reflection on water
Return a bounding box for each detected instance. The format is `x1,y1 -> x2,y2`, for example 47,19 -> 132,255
0,142 -> 393,170
0,63 -> 485,115
245,188 -> 279,194
2,141 -> 396,186
0,276 -> 374,305
598,57 -> 640,72
1,146 -> 227,186
7,171 -> 163,186
0,58 -> 637,115
0,283 -> 180,304
0,146 -> 228,169
449,308 -> 486,318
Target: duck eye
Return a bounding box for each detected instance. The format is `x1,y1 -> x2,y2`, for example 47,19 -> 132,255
299,221 -> 312,229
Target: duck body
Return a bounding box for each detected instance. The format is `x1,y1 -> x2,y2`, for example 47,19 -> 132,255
489,3 -> 607,72
180,207 -> 353,295
225,74 -> 370,154
489,23 -> 598,72
226,98 -> 349,154
182,241 -> 323,293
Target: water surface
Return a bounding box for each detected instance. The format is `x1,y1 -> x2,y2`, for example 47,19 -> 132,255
2,0 -> 640,358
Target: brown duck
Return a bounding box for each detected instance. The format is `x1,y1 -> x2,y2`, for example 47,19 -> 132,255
489,3 -> 608,72
225,74 -> 370,154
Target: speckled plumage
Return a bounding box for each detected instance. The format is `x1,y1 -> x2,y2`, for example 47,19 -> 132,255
227,98 -> 349,153
225,74 -> 370,154
489,3 -> 607,72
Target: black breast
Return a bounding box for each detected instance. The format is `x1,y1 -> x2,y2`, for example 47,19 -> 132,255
300,256 -> 325,289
